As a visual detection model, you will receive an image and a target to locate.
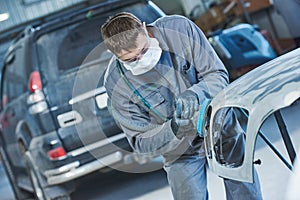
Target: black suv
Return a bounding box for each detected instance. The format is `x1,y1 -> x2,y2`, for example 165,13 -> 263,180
0,1 -> 164,199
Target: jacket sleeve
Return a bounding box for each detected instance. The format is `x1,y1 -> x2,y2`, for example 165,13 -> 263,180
182,17 -> 229,103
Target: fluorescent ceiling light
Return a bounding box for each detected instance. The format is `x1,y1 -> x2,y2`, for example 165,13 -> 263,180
0,13 -> 9,22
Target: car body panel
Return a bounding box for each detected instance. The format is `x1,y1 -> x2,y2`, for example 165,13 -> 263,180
204,48 -> 300,182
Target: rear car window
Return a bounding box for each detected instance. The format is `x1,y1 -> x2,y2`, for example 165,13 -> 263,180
35,3 -> 162,80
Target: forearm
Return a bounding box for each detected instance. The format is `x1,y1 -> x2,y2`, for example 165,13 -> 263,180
186,17 -> 229,101
121,120 -> 183,156
188,70 -> 228,103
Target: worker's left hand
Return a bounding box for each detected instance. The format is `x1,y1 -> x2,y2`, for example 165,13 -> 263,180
175,90 -> 200,120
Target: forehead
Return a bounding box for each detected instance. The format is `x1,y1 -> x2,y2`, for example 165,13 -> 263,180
134,33 -> 147,46
117,33 -> 148,58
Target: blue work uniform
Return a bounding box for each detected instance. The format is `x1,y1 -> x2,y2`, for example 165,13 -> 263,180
104,15 -> 262,200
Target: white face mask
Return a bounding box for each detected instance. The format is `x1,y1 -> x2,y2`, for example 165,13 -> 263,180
121,37 -> 162,75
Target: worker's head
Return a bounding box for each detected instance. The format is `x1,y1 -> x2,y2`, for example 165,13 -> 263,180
101,12 -> 162,75
101,12 -> 149,60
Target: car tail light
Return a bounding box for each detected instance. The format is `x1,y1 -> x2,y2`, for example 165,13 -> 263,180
29,71 -> 42,93
27,71 -> 47,114
47,147 -> 67,160
27,91 -> 45,104
29,101 -> 48,114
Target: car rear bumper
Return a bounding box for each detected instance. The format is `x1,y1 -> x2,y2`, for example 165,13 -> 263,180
44,151 -> 123,185
29,131 -> 132,185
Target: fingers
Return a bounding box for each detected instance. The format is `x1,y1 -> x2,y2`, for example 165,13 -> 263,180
182,98 -> 191,119
194,97 -> 200,112
180,96 -> 198,119
176,118 -> 190,126
175,98 -> 183,118
176,91 -> 200,120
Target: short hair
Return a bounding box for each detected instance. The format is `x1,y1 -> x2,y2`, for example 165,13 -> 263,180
101,12 -> 146,54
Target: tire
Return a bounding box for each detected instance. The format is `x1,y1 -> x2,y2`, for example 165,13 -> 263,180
24,151 -> 47,200
0,146 -> 33,200
24,151 -> 71,200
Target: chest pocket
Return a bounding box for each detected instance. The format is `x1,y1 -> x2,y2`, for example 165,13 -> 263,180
129,87 -> 168,123
145,89 -> 171,124
144,89 -> 165,108
145,86 -> 176,122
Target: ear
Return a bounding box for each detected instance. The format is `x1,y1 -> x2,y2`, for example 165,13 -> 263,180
142,22 -> 148,34
142,22 -> 152,37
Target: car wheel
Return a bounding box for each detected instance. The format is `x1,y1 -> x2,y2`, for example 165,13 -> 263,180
24,151 -> 47,200
23,151 -> 71,200
0,145 -> 33,200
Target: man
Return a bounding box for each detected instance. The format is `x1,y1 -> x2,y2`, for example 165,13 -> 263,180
101,12 -> 262,199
